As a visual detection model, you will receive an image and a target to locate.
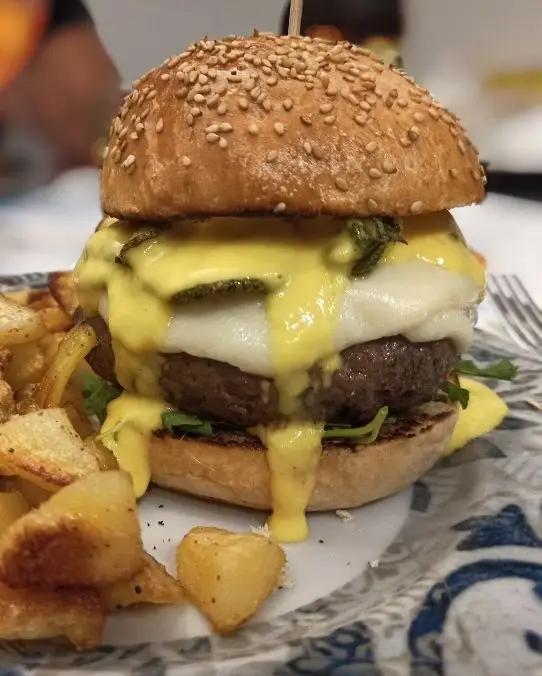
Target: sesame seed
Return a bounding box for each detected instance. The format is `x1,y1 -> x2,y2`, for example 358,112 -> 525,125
238,97 -> 249,110
266,150 -> 278,162
190,107 -> 201,117
112,147 -> 121,163
354,114 -> 367,126
248,123 -> 259,135
323,115 -> 336,125
449,168 -> 459,178
319,103 -> 333,114
205,124 -> 220,133
407,126 -> 420,141
273,122 -> 285,136
428,108 -> 440,120
181,155 -> 191,166
326,84 -> 338,97
410,201 -> 423,213
219,137 -> 228,149
382,159 -> 397,174
283,98 -> 293,111
146,89 -> 158,100
168,54 -> 182,68
367,198 -> 378,211
194,93 -> 205,103
155,118 -> 164,133
360,101 -> 371,112
335,176 -> 349,191
397,98 -> 408,107
274,202 -> 286,213
207,94 -> 220,108
303,141 -> 312,154
368,167 -> 382,179
300,113 -> 312,125
206,133 -> 220,143
118,127 -> 128,140
365,141 -> 377,153
267,77 -> 278,86
312,145 -> 325,159
458,140 -> 466,154
219,122 -> 233,132
413,112 -> 425,123
262,98 -> 273,112
450,126 -> 459,137
129,132 -> 139,140
217,103 -> 227,115
122,154 -> 135,168
399,137 -> 410,147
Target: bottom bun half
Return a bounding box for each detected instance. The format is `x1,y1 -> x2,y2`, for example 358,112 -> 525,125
149,402 -> 457,512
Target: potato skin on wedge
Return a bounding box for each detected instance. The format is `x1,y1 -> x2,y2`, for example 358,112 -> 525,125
0,471 -> 144,589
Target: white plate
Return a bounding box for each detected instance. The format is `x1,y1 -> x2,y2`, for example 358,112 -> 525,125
0,273 -> 541,676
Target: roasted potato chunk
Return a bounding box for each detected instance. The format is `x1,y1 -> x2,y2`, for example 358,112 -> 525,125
0,491 -> 29,532
0,471 -> 143,588
0,408 -> 99,491
0,581 -> 105,650
177,527 -> 285,634
4,341 -> 45,391
101,553 -> 184,611
0,295 -> 46,345
49,271 -> 78,318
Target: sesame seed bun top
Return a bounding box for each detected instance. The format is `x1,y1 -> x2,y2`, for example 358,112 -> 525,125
101,33 -> 485,220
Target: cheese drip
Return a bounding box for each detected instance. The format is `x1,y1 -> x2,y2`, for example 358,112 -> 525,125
259,235 -> 350,541
100,394 -> 167,497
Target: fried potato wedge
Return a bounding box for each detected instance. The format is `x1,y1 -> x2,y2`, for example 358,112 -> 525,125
0,295 -> 45,346
4,341 -> 45,391
0,581 -> 105,650
101,553 -> 184,611
0,408 -> 98,491
11,478 -> 50,507
0,491 -> 29,533
36,323 -> 96,409
49,271 -> 78,318
177,527 -> 285,634
0,379 -> 15,424
37,306 -> 73,333
0,471 -> 143,588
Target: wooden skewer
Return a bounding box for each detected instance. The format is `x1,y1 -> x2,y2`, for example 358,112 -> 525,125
288,0 -> 303,36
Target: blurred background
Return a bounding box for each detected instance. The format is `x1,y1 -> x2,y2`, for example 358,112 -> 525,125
0,0 -> 541,273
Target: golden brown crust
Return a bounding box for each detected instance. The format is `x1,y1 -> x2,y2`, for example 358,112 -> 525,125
149,402 -> 457,511
102,34 -> 484,220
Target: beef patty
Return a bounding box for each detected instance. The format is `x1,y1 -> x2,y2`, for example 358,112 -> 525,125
86,316 -> 457,427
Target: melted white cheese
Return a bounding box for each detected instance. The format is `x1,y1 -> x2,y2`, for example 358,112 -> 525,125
99,261 -> 478,377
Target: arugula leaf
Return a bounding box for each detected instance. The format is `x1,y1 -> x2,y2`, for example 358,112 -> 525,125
441,381 -> 470,409
161,410 -> 213,436
348,217 -> 405,277
323,406 -> 388,444
455,359 -> 517,381
82,374 -> 121,424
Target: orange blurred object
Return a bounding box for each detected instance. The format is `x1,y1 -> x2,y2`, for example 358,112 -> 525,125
0,0 -> 48,90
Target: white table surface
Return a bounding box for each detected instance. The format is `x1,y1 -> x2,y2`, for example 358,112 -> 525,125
1,167 -> 541,306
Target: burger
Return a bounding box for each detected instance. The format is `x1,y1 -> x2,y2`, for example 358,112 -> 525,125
75,33 -> 489,543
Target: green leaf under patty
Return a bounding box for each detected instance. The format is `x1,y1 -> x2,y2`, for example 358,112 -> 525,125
348,217 -> 405,277
441,381 -> 470,409
323,406 -> 388,444
161,410 -> 214,436
82,374 -> 121,424
454,358 -> 517,381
